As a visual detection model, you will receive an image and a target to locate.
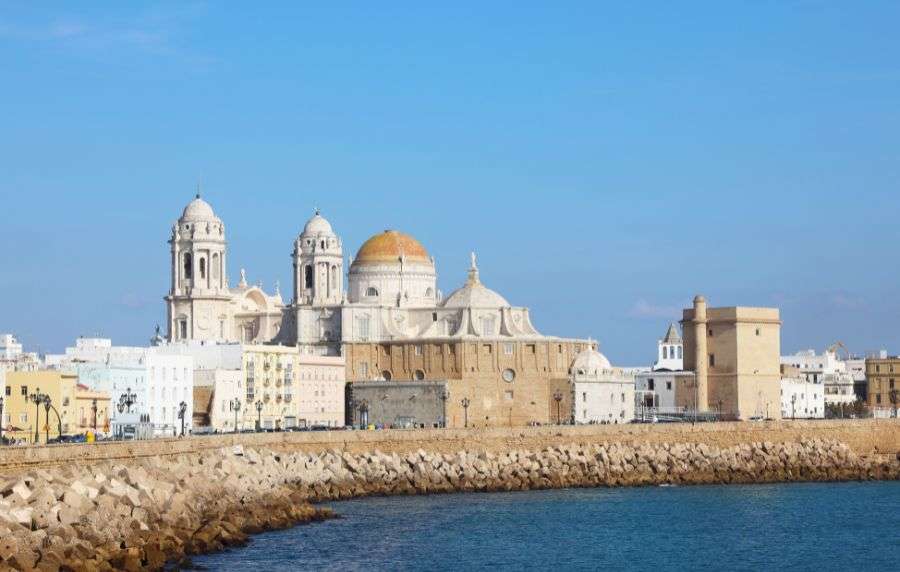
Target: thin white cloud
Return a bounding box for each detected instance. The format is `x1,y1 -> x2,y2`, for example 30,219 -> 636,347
628,299 -> 680,320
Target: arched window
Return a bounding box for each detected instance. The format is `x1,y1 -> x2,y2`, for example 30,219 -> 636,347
663,346 -> 668,359
365,287 -> 378,297
199,257 -> 206,280
425,287 -> 434,298
183,253 -> 193,279
304,265 -> 313,289
330,265 -> 337,289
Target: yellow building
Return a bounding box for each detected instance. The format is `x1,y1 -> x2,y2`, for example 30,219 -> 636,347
864,357 -> 900,417
681,296 -> 782,421
73,384 -> 112,435
2,370 -> 77,444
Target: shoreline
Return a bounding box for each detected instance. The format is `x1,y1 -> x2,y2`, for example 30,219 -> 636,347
0,423 -> 899,570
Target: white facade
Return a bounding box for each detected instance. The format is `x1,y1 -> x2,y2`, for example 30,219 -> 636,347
0,334 -> 23,360
781,349 -> 856,405
0,333 -> 41,371
780,377 -> 824,419
570,349 -> 635,424
46,338 -> 194,437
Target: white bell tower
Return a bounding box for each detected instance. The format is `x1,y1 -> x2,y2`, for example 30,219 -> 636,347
293,210 -> 343,306
653,323 -> 684,371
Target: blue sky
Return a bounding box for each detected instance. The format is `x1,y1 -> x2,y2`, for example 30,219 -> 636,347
1,2 -> 899,364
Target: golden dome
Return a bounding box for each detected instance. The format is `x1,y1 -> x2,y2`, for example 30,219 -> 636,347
354,230 -> 430,265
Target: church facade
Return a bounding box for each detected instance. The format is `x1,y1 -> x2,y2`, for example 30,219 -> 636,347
165,195 -> 598,426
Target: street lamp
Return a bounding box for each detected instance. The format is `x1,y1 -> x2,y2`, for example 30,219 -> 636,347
255,400 -> 263,431
28,388 -> 46,444
440,388 -> 450,428
461,397 -> 470,428
118,388 -> 136,414
791,394 -> 796,420
229,399 -> 241,433
177,401 -> 187,437
553,390 -> 563,425
91,399 -> 98,431
718,399 -> 723,421
42,396 -> 52,443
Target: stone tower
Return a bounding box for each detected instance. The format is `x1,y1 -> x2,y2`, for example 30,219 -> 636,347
293,211 -> 343,306
691,295 -> 709,411
165,194 -> 230,341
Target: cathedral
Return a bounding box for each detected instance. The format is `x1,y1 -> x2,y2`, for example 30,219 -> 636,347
166,195 -> 596,426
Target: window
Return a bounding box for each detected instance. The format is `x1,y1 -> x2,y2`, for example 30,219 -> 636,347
621,393 -> 625,403
483,344 -> 492,354
330,265 -> 337,289
648,379 -> 655,391
19,413 -> 27,424
526,344 -> 536,354
304,265 -> 313,289
432,312 -> 438,322
360,362 -> 368,378
709,354 -> 715,367
183,252 -> 192,279
666,381 -> 672,390
414,370 -> 425,381
179,320 -> 187,340
677,346 -> 683,359
876,394 -> 881,404
582,392 -> 587,401
414,345 -> 423,356
504,390 -> 514,401
756,328 -> 761,336
199,257 -> 206,279
365,287 -> 378,297
4,386 -> 9,396
663,347 -> 668,359
20,386 -> 28,396
504,343 -> 514,356
708,328 -> 713,337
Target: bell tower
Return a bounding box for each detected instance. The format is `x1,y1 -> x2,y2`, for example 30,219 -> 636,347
166,194 -> 230,342
293,210 -> 343,306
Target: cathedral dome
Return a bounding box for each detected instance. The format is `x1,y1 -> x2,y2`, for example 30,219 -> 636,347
571,348 -> 612,372
180,195 -> 219,222
353,230 -> 431,265
302,211 -> 334,236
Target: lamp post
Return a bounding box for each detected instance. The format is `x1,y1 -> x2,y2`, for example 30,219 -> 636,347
118,388 -> 136,414
791,394 -> 796,420
29,388 -> 45,444
229,399 -> 241,433
91,399 -> 98,431
461,397 -> 470,428
553,390 -> 563,425
440,388 -> 449,428
42,396 -> 52,443
178,401 -> 187,437
255,400 -> 263,431
718,399 -> 723,421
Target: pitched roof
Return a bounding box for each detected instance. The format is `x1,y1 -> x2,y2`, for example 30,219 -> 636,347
662,323 -> 682,343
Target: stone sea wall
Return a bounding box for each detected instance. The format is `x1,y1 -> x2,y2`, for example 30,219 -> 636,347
0,421 -> 898,570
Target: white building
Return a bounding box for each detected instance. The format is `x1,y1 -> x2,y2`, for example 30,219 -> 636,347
295,354 -> 345,427
46,338 -> 194,437
780,377 -> 824,419
193,369 -> 243,433
780,348 -> 856,406
0,334 -> 42,371
635,324 -> 697,419
570,348 -> 634,424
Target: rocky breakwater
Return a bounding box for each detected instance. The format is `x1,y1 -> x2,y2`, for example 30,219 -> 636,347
1,437 -> 898,571
0,445 -> 332,571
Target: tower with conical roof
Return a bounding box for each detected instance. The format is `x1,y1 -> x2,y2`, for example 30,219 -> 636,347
653,322 -> 684,371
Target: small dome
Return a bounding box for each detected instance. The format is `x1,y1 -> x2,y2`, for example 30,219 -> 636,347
442,281 -> 509,309
180,195 -> 219,222
571,348 -> 612,372
302,211 -> 334,236
354,230 -> 430,265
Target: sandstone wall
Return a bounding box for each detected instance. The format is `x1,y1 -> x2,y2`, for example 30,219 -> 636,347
1,420 -> 898,472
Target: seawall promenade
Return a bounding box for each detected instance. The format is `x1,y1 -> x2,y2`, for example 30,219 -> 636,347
0,420 -> 898,570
